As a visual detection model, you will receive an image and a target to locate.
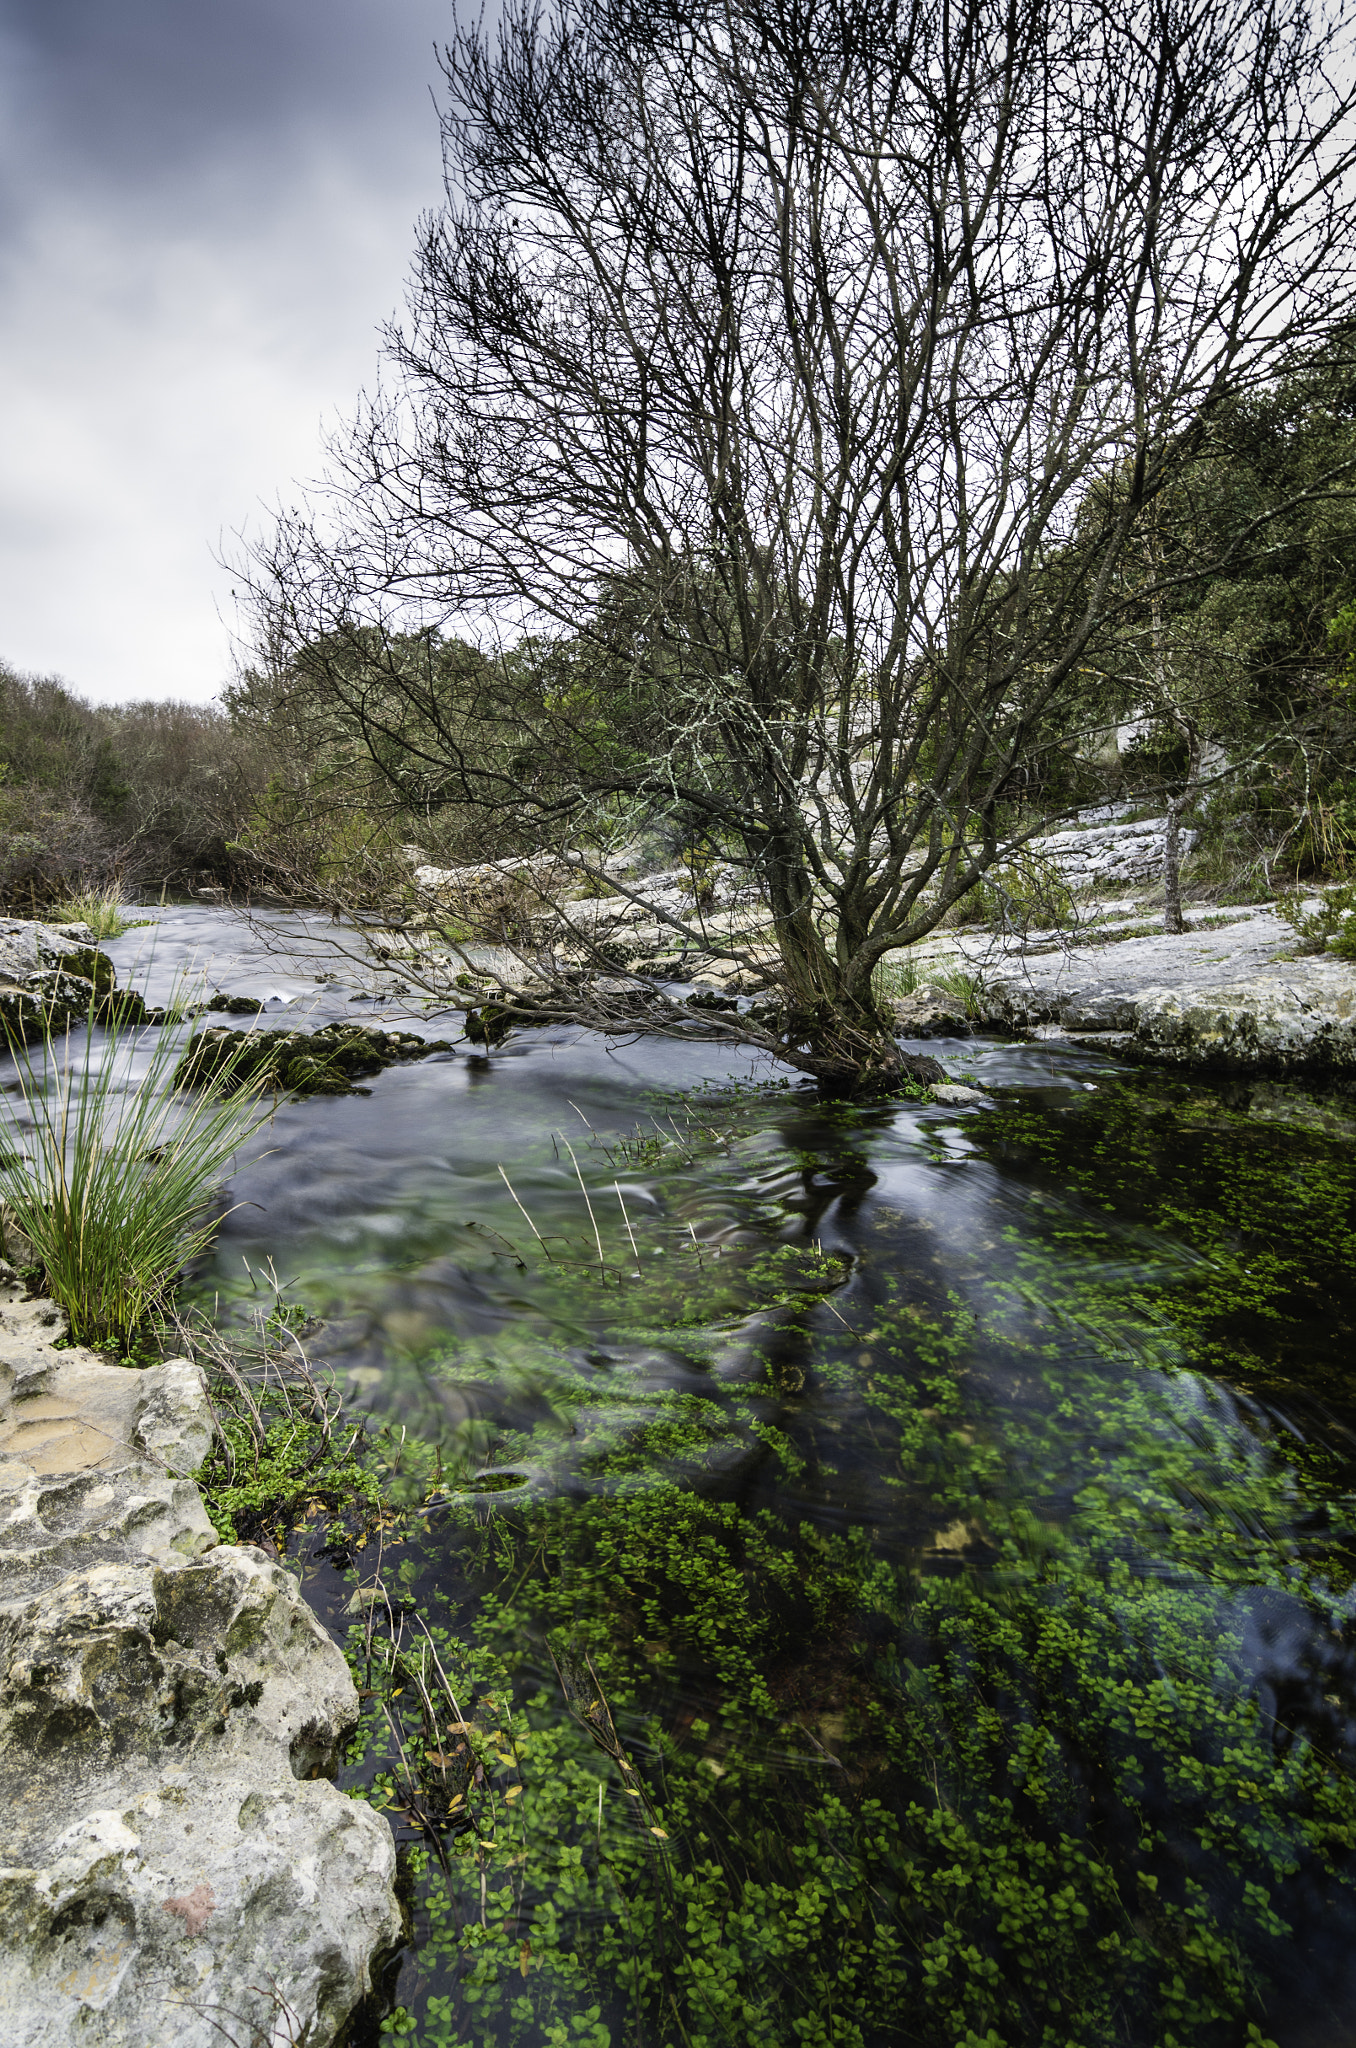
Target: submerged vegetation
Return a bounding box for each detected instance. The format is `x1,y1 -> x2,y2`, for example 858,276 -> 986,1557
179,1063 -> 1356,2048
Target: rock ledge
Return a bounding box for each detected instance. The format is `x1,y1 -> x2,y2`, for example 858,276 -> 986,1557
0,1276 -> 401,2047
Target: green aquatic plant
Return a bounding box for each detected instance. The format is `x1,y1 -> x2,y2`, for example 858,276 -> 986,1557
346,1371 -> 1347,2047
0,1001 -> 270,1349
337,1257 -> 1356,2047
977,1070 -> 1356,1407
186,1067 -> 1356,2044
184,1294 -> 476,1545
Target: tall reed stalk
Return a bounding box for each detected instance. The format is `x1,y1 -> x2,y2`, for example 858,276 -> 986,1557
0,1002 -> 268,1351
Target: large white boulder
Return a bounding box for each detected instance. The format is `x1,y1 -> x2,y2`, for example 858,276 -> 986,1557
1130,971 -> 1356,1068
0,1281 -> 402,2047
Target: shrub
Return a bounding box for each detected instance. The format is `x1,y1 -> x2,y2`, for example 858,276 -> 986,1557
1275,882 -> 1356,956
947,850 -> 1076,934
46,888 -> 133,939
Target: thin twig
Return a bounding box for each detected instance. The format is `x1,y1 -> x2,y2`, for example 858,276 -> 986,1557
613,1181 -> 641,1269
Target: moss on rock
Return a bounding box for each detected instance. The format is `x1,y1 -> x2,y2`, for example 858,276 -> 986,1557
173,1020 -> 454,1096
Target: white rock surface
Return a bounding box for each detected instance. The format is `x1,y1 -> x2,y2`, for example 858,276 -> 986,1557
0,918 -> 114,1043
0,919 -> 99,982
966,913 -> 1356,1070
0,1276 -> 401,2047
1129,972 -> 1356,1068
1025,816 -> 1197,887
891,985 -> 973,1037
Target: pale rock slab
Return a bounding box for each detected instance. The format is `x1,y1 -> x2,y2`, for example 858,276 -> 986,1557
972,919 -> 1356,1072
1130,972 -> 1356,1069
0,1278 -> 401,2047
1025,815 -> 1197,887
891,985 -> 973,1037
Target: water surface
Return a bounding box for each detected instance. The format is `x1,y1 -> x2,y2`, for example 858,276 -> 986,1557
25,911 -> 1356,2046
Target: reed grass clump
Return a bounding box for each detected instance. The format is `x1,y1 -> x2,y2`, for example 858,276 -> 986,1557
0,1003 -> 268,1351
47,887 -> 133,940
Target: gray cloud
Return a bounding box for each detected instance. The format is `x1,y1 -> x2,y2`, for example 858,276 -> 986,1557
0,0 -> 454,703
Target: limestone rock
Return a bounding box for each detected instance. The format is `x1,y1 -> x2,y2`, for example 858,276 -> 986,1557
0,1283 -> 401,2045
1130,973 -> 1356,1070
971,919 -> 1356,1072
174,1019 -> 453,1097
1055,989 -> 1138,1032
1026,815 -> 1197,888
0,919 -> 120,1043
0,1774 -> 394,2048
891,985 -> 973,1036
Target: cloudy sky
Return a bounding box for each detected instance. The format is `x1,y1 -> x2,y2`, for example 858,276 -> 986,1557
0,0 -> 455,705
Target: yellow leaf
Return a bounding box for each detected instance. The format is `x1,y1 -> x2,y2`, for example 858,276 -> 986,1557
504,1785 -> 523,1802
650,1827 -> 669,1839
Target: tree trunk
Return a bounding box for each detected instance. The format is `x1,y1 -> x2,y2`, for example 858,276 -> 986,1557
769,915 -> 946,1096
1162,729 -> 1201,936
1162,795 -> 1187,934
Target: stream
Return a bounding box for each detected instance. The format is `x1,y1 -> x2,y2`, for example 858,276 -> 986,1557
26,909 -> 1356,2046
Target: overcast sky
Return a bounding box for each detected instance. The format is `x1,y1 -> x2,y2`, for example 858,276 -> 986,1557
0,0 -> 455,705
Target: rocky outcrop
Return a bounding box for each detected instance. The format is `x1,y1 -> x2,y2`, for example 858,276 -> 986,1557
1128,970 -> 1356,1069
971,918 -> 1356,1073
410,853 -> 766,979
0,1275 -> 401,2047
0,919 -> 178,1040
174,1018 -> 455,1096
1025,812 -> 1197,888
0,919 -> 114,1043
890,985 -> 973,1036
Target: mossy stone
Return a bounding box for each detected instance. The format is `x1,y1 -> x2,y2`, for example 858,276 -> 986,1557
174,1022 -> 455,1097
61,946 -> 116,994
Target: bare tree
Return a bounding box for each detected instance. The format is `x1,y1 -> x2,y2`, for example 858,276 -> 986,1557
239,0 -> 1356,1091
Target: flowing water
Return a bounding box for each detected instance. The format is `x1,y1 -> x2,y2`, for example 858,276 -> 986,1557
22,910 -> 1356,2047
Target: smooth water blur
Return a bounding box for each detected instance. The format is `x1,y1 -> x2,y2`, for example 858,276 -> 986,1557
13,910 -> 1356,2046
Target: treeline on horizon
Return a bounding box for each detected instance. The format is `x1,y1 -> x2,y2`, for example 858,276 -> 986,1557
3,339 -> 1355,918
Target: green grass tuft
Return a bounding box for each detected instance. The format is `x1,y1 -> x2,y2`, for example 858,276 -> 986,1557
47,888 -> 133,940
0,1000 -> 270,1351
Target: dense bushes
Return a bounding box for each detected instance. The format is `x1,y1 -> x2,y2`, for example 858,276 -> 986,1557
0,663 -> 271,909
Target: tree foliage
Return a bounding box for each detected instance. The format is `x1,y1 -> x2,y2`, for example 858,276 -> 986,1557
0,662 -> 270,908
240,0 -> 1356,1087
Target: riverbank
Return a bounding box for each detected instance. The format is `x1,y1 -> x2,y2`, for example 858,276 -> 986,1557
10,888 -> 1356,1093
0,1273 -> 400,2047
895,901 -> 1356,1075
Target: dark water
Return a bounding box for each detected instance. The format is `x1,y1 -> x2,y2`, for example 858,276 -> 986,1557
33,913 -> 1356,2045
